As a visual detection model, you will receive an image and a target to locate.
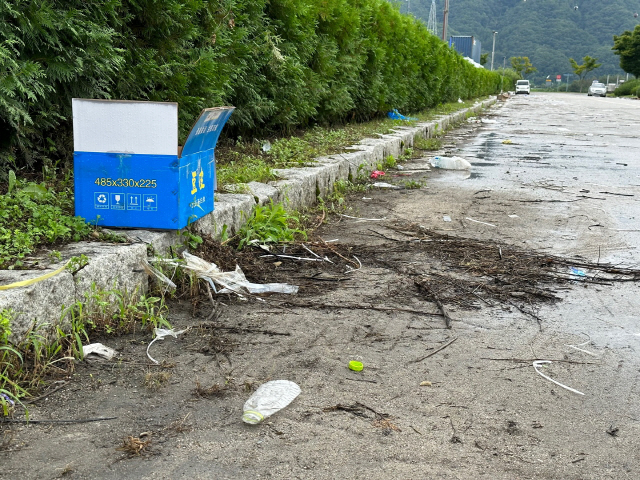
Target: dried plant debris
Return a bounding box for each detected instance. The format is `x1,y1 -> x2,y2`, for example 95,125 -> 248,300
323,402 -> 401,433
352,222 -> 640,322
144,371 -> 171,391
164,414 -> 193,435
192,380 -> 231,398
190,226 -> 640,328
117,434 -> 152,457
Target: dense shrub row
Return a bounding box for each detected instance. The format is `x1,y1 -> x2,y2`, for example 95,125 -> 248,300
1,0 -> 501,171
613,79 -> 640,97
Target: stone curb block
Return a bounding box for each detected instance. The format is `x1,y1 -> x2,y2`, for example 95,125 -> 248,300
0,98 -> 496,342
0,242 -> 148,340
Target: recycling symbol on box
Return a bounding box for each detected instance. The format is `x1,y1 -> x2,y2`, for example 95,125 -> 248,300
97,194 -> 107,203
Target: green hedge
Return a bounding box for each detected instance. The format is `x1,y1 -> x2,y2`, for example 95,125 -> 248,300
1,0 -> 501,171
613,79 -> 640,97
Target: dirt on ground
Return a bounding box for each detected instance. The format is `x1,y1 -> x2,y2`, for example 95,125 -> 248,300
3,97 -> 640,479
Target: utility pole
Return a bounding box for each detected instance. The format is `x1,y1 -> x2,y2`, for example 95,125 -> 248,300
490,31 -> 498,71
442,0 -> 450,41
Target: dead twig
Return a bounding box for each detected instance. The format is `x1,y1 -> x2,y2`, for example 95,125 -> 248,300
409,337 -> 458,364
278,300 -> 443,317
415,280 -> 454,329
481,357 -> 597,365
23,381 -> 68,405
1,417 -> 117,424
345,377 -> 378,384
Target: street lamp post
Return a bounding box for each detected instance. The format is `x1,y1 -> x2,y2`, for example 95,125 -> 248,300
490,31 -> 498,71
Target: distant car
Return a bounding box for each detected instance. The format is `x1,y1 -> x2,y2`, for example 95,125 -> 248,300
588,82 -> 607,97
515,80 -> 530,95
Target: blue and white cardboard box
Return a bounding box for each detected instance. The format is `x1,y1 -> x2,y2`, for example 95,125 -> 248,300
73,99 -> 234,229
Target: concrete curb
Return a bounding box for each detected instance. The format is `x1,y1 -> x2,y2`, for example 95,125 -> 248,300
0,98 -> 496,341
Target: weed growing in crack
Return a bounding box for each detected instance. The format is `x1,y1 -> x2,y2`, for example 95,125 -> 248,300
316,180 -> 370,216
0,285 -> 171,410
377,155 -> 397,171
69,284 -> 171,336
414,137 -> 443,151
237,201 -> 306,250
403,180 -> 425,190
144,371 -> 171,391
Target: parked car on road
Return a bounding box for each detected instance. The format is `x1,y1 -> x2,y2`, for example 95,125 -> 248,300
588,82 -> 607,97
515,80 -> 530,95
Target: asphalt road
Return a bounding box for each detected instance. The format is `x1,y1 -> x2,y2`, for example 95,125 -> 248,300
431,92 -> 640,351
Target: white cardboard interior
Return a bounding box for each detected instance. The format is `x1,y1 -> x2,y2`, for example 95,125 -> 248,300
72,99 -> 179,156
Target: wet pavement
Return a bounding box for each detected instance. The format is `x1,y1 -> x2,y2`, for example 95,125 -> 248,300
420,93 -> 640,351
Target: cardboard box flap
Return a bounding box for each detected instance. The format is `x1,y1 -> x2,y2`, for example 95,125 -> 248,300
72,99 -> 179,156
181,107 -> 235,158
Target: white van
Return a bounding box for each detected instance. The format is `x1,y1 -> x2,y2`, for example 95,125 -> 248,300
515,80 -> 530,95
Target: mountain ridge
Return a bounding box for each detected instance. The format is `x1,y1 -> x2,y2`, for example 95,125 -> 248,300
403,0 -> 640,82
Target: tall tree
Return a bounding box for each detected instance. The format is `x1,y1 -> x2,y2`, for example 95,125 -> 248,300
569,55 -> 602,92
510,57 -> 536,78
612,25 -> 640,78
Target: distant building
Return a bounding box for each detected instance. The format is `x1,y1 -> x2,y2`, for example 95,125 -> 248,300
449,36 -> 481,64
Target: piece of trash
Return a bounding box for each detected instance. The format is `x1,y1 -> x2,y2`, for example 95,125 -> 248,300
141,258 -> 177,290
457,98 -> 463,103
387,109 -> 418,121
464,217 -> 497,227
533,360 -> 584,396
159,252 -> 299,296
344,255 -> 362,274
0,393 -> 15,407
348,361 -> 364,372
443,215 -> 452,222
397,165 -> 404,170
565,340 -> 598,357
606,425 -> 619,437
370,170 -> 386,179
242,380 -> 301,425
146,327 -> 189,365
508,214 -> 519,218
569,267 -> 586,277
340,214 -> 385,222
481,118 -> 497,124
502,139 -> 513,144
430,156 -> 472,170
362,197 -> 372,200
262,140 -> 271,153
419,381 -> 432,387
372,182 -> 400,189
82,343 -> 117,361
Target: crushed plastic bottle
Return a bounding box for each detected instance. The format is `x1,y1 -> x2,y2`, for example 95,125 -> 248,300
430,156 -> 472,170
242,380 -> 301,424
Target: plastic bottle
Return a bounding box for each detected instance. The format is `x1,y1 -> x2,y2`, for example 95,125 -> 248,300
242,380 -> 301,424
430,156 -> 472,170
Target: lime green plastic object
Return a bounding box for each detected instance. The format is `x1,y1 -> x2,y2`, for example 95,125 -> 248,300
349,361 -> 364,372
